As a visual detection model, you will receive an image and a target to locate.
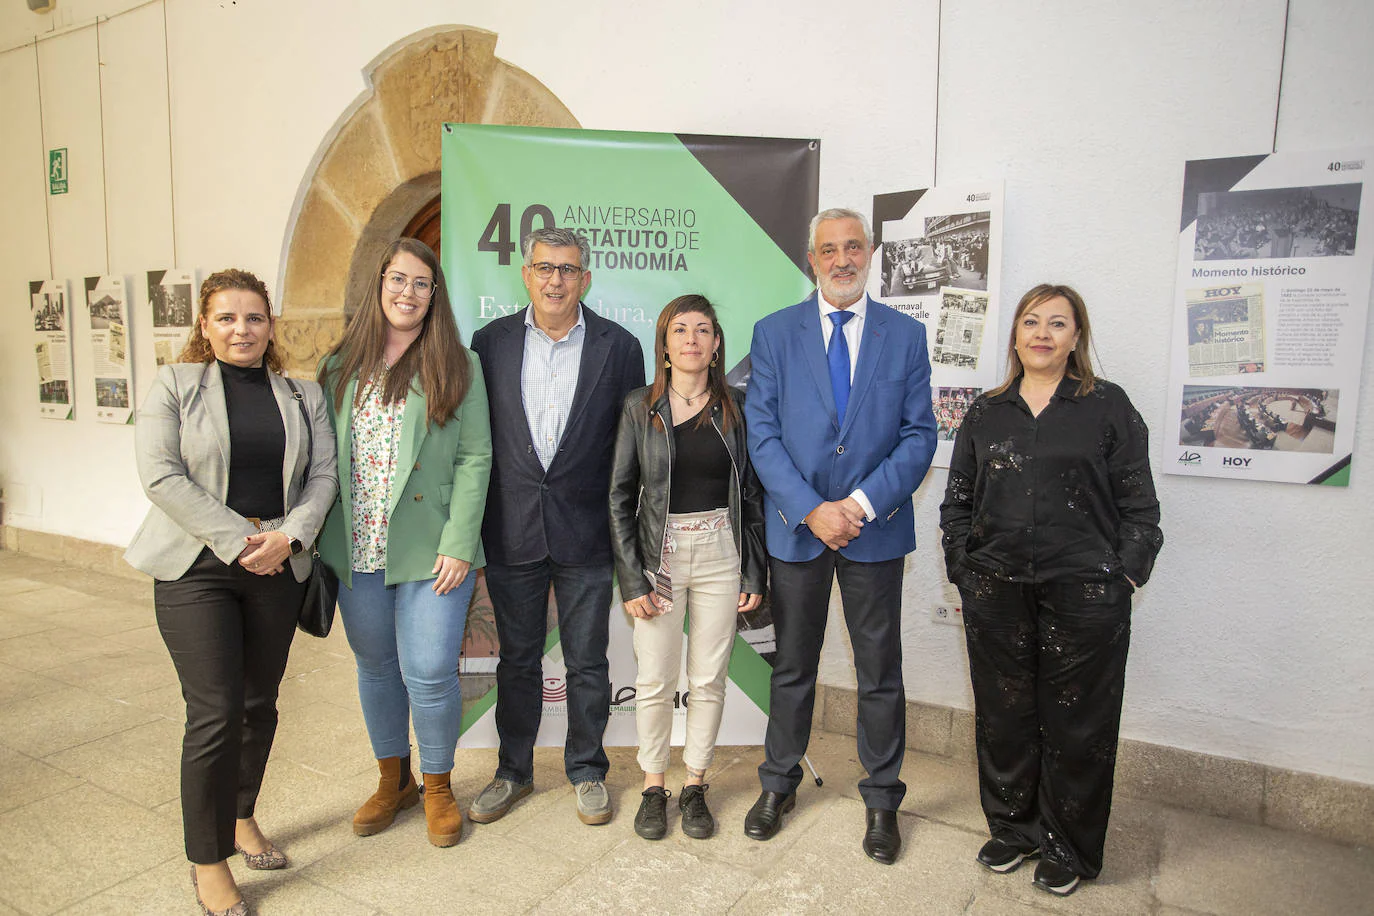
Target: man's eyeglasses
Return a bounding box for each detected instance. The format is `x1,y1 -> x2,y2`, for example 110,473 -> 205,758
383,273 -> 435,299
529,262 -> 584,280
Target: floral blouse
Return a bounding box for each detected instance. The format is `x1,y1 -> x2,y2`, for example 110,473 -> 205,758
349,378 -> 405,572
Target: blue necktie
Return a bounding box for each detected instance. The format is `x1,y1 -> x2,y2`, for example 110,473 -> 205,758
828,310 -> 855,424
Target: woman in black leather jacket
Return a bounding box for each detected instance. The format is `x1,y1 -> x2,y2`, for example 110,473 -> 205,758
609,294 -> 766,842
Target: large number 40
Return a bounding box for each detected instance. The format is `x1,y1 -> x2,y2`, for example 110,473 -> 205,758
477,203 -> 556,265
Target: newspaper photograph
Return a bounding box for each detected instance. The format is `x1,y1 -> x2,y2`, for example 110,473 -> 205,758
936,386 -> 982,442
1185,283 -> 1265,377
30,279 -> 74,420
1193,183 -> 1360,260
85,275 -> 135,424
933,289 -> 988,369
1178,385 -> 1336,454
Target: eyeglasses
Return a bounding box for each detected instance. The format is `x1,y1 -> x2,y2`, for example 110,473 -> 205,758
529,262 -> 584,280
382,272 -> 435,299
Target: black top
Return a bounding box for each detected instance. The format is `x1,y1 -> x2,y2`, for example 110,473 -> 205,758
669,415 -> 731,513
939,375 -> 1163,586
219,360 -> 286,518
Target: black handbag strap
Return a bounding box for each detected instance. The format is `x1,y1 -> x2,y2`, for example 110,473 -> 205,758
283,377 -> 314,481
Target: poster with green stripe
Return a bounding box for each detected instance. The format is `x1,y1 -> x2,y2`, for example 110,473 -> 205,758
442,124 -> 818,746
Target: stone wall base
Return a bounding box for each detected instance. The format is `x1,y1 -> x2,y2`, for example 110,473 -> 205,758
3,523 -> 1368,848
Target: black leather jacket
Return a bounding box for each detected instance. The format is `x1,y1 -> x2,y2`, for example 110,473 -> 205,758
609,386 -> 767,603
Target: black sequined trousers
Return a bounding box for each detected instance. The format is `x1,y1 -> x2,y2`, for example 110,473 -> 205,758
958,575 -> 1132,879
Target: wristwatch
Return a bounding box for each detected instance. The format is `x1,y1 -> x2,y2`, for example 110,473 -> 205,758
288,537 -> 305,556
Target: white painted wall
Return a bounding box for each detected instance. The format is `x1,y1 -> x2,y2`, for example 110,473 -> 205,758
0,0 -> 1370,783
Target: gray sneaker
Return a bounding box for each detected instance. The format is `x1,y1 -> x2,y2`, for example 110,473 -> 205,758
468,777 -> 532,824
575,780 -> 612,825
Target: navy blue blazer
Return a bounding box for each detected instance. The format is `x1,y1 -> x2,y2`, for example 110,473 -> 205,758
470,305 -> 645,566
745,293 -> 937,563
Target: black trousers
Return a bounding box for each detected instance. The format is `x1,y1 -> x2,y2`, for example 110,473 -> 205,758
155,548 -> 303,864
958,575 -> 1133,879
759,551 -> 907,810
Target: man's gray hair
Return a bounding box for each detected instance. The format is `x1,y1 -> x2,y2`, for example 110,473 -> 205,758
808,208 -> 873,253
523,227 -> 592,270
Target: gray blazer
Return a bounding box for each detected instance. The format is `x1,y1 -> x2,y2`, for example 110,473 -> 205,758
125,362 -> 339,582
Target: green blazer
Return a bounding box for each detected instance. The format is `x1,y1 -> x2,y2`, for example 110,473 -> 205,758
318,349 -> 491,588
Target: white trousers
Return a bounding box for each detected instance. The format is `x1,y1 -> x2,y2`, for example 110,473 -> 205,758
633,509 -> 741,774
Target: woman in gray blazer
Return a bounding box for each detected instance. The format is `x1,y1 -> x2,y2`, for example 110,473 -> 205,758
126,269 -> 337,916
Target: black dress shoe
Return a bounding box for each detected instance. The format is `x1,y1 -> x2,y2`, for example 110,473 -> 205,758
862,807 -> 901,865
1032,859 -> 1082,896
743,790 -> 795,840
634,786 -> 670,840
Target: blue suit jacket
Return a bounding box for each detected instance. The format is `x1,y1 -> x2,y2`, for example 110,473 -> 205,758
745,294 -> 937,563
470,305 -> 645,567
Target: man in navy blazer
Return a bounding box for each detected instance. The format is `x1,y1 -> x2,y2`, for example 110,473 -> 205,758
743,208 -> 937,864
468,227 -> 645,828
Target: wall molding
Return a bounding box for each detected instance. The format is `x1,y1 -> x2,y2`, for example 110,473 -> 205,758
2,523 -> 1367,848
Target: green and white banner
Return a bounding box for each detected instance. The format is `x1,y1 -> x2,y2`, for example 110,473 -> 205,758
441,124 -> 818,746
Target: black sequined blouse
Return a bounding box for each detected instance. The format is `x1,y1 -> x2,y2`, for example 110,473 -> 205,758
939,375 -> 1163,587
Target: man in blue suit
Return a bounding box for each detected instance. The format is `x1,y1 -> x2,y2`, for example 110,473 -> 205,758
743,208 -> 937,864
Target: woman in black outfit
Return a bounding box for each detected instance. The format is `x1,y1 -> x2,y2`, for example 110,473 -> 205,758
126,270 -> 337,915
609,294 -> 766,841
939,284 -> 1162,897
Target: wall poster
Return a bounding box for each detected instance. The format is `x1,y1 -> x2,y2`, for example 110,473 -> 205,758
1166,148 -> 1373,485
146,269 -> 196,366
442,124 -> 818,747
30,279 -> 74,420
868,182 -> 1005,467
84,275 -> 134,424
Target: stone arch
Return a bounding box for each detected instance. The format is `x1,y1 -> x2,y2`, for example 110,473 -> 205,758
274,26 -> 579,374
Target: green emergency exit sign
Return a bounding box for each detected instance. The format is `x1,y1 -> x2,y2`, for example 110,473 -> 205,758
49,148 -> 68,195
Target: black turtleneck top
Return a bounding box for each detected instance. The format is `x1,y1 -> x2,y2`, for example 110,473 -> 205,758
219,360 -> 286,518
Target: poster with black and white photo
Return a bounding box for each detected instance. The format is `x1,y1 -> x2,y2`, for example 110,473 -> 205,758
146,269 -> 196,366
30,279 -> 74,420
869,182 -> 1004,467
84,275 -> 134,424
1167,149 -> 1373,485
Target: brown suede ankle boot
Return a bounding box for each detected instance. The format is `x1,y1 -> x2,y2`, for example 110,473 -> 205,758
353,755 -> 420,836
422,772 -> 463,847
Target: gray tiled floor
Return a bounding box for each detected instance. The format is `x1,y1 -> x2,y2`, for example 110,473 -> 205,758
0,550 -> 1371,915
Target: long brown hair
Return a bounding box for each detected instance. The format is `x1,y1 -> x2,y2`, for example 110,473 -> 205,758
645,294 -> 740,433
178,269 -> 283,372
988,283 -> 1097,398
319,238 -> 470,426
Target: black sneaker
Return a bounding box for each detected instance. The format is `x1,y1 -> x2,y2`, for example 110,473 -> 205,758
1032,859 -> 1081,896
634,786 -> 671,840
977,838 -> 1039,873
678,784 -> 715,839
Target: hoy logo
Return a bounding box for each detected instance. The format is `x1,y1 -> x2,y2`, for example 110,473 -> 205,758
1178,451 -> 1202,466
1205,286 -> 1242,297
1222,456 -> 1252,467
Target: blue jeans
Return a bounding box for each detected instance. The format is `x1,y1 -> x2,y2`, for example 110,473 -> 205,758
337,570 -> 475,774
485,557 -> 613,785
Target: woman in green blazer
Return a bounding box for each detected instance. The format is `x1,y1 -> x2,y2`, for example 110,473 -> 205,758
318,238 -> 491,848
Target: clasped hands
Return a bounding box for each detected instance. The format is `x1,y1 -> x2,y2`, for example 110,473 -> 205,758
805,497 -> 867,551
238,530 -> 291,576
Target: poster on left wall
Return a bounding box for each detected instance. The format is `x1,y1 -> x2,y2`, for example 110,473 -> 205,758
146,269 -> 196,366
84,275 -> 134,424
30,279 -> 74,420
